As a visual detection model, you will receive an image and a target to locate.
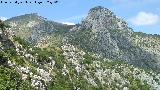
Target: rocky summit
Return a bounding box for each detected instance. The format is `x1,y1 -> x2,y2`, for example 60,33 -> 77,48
81,6 -> 130,31
68,6 -> 160,72
1,6 -> 160,90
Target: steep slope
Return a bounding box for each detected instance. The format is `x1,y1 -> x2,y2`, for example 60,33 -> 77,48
1,6 -> 160,90
0,20 -> 15,50
67,6 -> 160,72
5,13 -> 74,47
1,30 -> 160,89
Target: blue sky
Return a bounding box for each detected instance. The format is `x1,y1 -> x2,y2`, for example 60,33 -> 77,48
0,0 -> 160,34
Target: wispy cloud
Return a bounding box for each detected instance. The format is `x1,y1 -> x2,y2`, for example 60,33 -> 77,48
129,12 -> 160,26
58,14 -> 86,23
0,16 -> 8,21
62,22 -> 75,25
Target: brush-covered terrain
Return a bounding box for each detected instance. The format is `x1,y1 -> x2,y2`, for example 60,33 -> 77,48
1,6 -> 160,90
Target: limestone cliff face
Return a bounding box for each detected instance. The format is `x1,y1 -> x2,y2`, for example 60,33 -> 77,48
81,6 -> 130,31
68,6 -> 160,72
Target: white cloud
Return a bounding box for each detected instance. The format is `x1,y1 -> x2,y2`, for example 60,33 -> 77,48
65,15 -> 86,21
57,15 -> 86,25
129,12 -> 160,26
62,22 -> 75,25
58,15 -> 86,23
0,17 -> 8,21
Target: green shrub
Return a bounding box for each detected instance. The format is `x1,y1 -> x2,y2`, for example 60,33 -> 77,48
0,66 -> 34,90
13,36 -> 30,48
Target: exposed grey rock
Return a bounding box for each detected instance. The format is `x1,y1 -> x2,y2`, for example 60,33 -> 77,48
2,6 -> 160,90
68,6 -> 160,72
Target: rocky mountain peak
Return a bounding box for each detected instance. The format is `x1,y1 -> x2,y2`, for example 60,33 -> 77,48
88,6 -> 114,16
81,6 -> 131,32
69,6 -> 160,73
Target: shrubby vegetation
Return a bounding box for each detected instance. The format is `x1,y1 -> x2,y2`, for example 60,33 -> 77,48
0,35 -> 156,90
0,51 -> 33,89
1,13 -> 159,89
0,66 -> 34,90
13,36 -> 31,49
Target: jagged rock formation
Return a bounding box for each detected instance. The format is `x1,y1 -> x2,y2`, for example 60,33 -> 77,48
67,6 -> 160,72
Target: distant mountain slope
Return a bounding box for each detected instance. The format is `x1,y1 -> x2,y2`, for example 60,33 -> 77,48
5,13 -> 74,47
